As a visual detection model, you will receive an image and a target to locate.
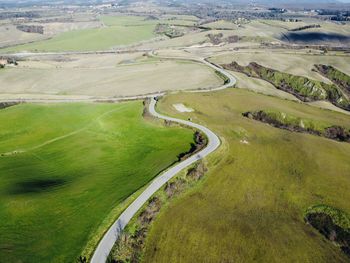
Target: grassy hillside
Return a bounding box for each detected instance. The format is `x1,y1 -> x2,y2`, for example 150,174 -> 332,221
0,101 -> 194,262
242,110 -> 350,143
314,64 -> 350,98
209,52 -> 350,83
1,14 -> 201,52
142,89 -> 350,262
223,61 -> 350,110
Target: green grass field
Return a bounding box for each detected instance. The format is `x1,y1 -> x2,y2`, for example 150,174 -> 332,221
0,101 -> 194,262
101,15 -> 197,27
2,16 -> 157,52
1,14 -> 201,52
142,88 -> 350,262
101,15 -> 152,26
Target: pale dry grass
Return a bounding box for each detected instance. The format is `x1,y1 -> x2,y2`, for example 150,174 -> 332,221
202,20 -> 239,30
307,101 -> 350,116
141,29 -> 233,49
233,20 -> 284,40
40,21 -> 102,36
0,55 -> 222,97
0,20 -> 101,49
18,53 -> 146,69
210,50 -> 350,82
155,49 -> 201,60
0,24 -> 48,48
209,50 -> 350,114
231,71 -> 298,101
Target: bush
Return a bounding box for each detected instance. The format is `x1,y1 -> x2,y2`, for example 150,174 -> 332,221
305,205 -> 350,258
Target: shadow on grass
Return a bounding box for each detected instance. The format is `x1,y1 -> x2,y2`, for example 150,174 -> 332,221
9,178 -> 67,195
281,32 -> 350,44
305,205 -> 350,258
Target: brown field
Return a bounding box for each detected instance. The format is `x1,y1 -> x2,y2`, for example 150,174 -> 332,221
0,54 -> 222,98
0,24 -> 48,48
0,13 -> 100,49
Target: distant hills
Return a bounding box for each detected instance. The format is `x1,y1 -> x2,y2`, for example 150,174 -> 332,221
0,0 -> 349,8
163,0 -> 350,8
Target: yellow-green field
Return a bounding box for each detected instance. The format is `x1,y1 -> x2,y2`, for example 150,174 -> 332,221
141,88 -> 350,262
2,9 -> 350,263
2,16 -> 157,52
0,101 -> 194,262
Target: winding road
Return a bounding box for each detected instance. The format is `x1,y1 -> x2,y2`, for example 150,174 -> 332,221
0,51 -> 236,104
91,98 -> 221,263
0,50 -> 236,262
91,55 -> 236,263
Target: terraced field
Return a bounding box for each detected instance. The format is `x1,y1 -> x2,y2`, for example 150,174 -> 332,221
141,88 -> 350,262
0,101 -> 194,262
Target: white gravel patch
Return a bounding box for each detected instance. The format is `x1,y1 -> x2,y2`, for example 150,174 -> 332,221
240,139 -> 249,145
173,103 -> 194,113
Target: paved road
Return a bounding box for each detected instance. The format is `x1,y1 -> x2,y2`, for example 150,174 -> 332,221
0,50 -> 236,262
90,98 -> 222,263
149,51 -> 237,92
91,57 -> 236,263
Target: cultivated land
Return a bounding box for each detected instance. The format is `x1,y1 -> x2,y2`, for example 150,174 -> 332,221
142,89 -> 350,262
0,55 -> 222,97
0,101 -> 194,262
0,20 -> 101,48
0,24 -> 48,48
1,16 -> 157,52
1,3 -> 350,263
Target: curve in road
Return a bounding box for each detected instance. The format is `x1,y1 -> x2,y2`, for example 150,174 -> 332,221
0,51 -> 236,262
91,57 -> 236,263
149,51 -> 236,93
91,98 -> 221,263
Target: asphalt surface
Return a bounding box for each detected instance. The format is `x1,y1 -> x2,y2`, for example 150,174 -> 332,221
91,57 -> 236,263
0,50 -> 236,262
90,97 -> 221,263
